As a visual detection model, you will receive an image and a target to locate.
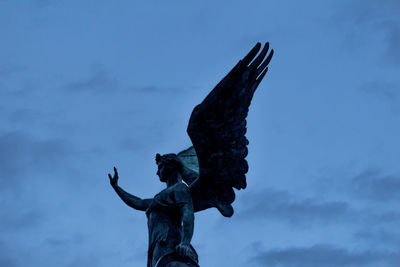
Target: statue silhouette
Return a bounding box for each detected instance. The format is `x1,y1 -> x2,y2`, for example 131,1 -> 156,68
109,42 -> 274,266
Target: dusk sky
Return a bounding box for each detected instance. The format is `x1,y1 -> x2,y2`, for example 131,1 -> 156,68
1,1 -> 400,266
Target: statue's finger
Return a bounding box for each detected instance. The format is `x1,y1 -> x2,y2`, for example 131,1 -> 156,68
108,174 -> 112,180
114,166 -> 117,173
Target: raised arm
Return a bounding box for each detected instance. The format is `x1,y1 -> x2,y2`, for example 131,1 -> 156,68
108,167 -> 152,211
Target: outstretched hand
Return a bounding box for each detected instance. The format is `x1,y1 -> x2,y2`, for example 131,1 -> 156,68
108,167 -> 119,188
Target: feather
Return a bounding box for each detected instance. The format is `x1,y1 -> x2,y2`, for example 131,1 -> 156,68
182,43 -> 273,217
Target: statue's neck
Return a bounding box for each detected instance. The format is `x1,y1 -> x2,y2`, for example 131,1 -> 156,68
166,172 -> 182,188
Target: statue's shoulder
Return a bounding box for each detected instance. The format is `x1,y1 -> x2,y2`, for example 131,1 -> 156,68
171,181 -> 190,192
171,182 -> 192,203
157,182 -> 189,198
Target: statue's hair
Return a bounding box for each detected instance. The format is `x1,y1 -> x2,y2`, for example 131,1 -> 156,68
155,153 -> 184,172
155,152 -> 199,185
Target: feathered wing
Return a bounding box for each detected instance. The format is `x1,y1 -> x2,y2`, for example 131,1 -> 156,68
177,146 -> 199,185
185,42 -> 274,217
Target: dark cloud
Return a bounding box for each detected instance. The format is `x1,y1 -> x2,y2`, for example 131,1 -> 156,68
64,70 -> 118,93
119,137 -> 149,151
32,0 -> 54,8
0,131 -> 72,191
361,81 -> 400,100
0,108 -> 44,128
239,188 -> 400,227
354,229 -> 400,248
381,21 -> 400,66
64,254 -> 100,267
0,208 -> 44,231
65,259 -> 98,267
44,233 -> 84,248
354,0 -> 399,24
250,244 -> 399,267
374,211 -> 400,222
0,258 -> 18,267
352,169 -> 400,201
0,240 -> 21,267
0,66 -> 27,77
239,189 -> 351,225
0,66 -> 29,94
335,1 -> 400,66
133,85 -> 193,94
0,251 -> 18,267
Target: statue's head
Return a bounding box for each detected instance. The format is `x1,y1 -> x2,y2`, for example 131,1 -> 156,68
155,153 -> 184,182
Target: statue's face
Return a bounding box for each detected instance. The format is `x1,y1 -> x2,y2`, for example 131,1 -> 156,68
156,162 -> 168,182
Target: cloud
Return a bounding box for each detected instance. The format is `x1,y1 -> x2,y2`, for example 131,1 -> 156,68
381,21 -> 400,66
354,229 -> 400,248
0,131 -> 72,191
31,0 -> 55,8
385,25 -> 400,65
0,243 -> 18,267
63,69 -> 193,96
239,189 -> 351,225
0,258 -> 18,267
334,1 -> 400,66
0,65 -> 29,94
0,208 -> 44,231
360,81 -> 400,100
354,0 -> 400,24
0,240 -> 21,267
0,66 -> 27,77
370,211 -> 400,226
352,169 -> 400,201
132,85 -> 194,94
64,70 -> 118,93
64,257 -> 100,267
43,233 -> 84,248
238,187 -> 400,228
250,244 -> 399,267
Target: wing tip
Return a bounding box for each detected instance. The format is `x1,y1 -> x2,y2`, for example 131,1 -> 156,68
216,203 -> 234,217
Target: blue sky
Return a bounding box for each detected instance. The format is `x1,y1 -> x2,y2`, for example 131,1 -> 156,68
1,0 -> 399,266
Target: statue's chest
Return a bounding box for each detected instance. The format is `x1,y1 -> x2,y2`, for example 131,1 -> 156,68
147,206 -> 182,244
146,187 -> 180,217
154,187 -> 176,203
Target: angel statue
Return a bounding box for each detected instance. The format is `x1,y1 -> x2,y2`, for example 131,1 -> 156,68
108,42 -> 274,267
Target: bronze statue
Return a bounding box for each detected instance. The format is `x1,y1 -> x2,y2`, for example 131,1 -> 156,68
108,42 -> 274,267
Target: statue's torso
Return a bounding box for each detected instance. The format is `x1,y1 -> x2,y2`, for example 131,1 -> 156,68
146,183 -> 198,267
